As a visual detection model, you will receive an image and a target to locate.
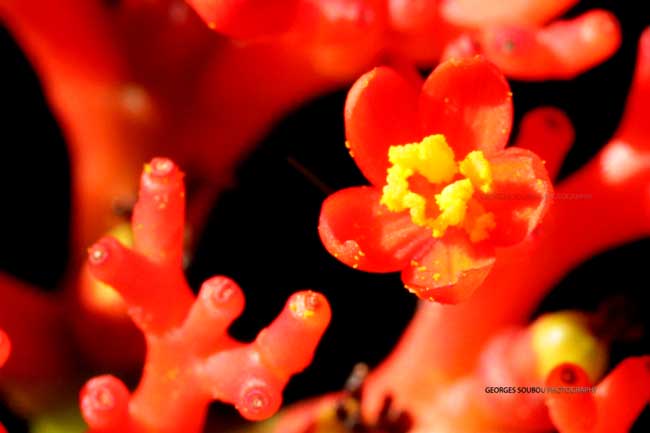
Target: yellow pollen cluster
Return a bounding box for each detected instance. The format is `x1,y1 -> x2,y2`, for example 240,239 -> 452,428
459,151 -> 493,193
380,134 -> 496,241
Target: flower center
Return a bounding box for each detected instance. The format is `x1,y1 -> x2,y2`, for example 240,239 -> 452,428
380,134 -> 496,242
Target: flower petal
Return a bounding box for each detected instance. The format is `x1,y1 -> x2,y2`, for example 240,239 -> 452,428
319,186 -> 430,272
402,231 -> 495,303
480,147 -> 552,245
345,67 -> 421,186
419,56 -> 513,159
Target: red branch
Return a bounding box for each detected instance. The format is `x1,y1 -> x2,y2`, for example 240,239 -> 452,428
82,158 -> 331,433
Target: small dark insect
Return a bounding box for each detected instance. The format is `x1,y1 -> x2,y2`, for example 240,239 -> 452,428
305,363 -> 413,433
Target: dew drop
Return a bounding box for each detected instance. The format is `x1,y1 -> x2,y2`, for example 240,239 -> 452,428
89,243 -> 109,264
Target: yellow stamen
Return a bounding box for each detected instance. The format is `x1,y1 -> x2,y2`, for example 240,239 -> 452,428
380,134 -> 496,241
382,164 -> 415,212
459,150 -> 493,193
432,179 -> 474,237
387,135 -> 457,184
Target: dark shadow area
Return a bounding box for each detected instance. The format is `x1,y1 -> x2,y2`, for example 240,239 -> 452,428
0,26 -> 71,292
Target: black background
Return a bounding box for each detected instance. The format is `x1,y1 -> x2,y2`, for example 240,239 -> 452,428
1,1 -> 649,431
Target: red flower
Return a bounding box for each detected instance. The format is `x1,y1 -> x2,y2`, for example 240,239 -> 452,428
319,56 -> 552,303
